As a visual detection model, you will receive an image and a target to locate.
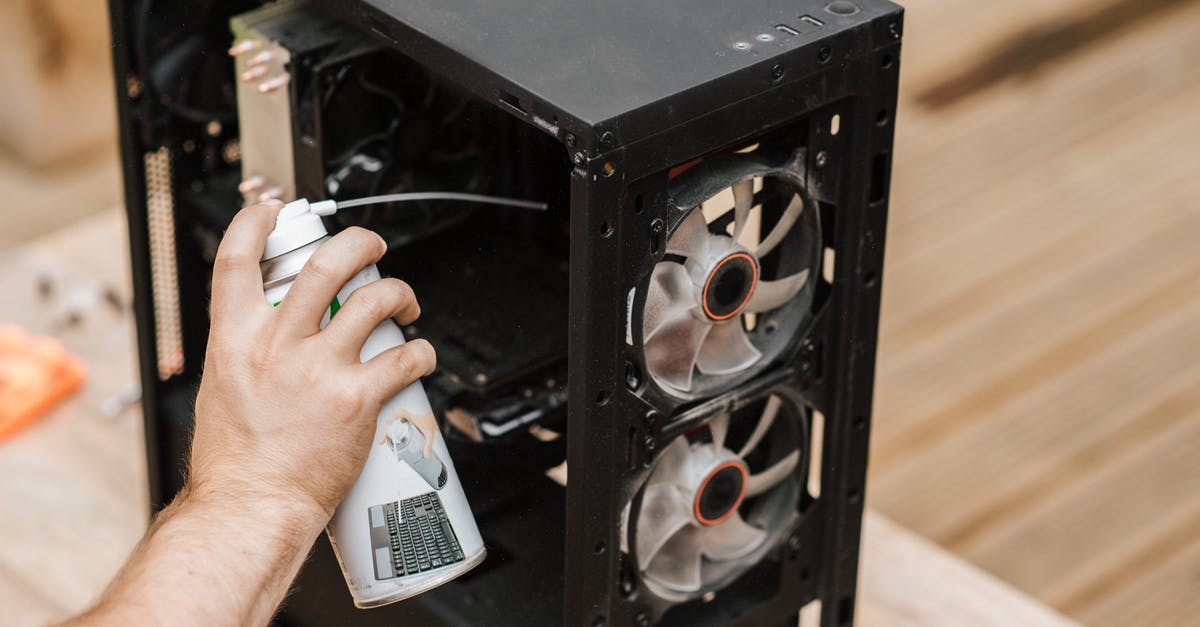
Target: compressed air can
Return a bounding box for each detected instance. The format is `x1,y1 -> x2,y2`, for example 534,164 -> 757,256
259,199 -> 485,608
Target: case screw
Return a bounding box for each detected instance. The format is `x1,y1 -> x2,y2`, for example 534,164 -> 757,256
814,150 -> 829,169
600,131 -> 616,148
771,63 -> 785,81
565,132 -> 577,147
818,45 -> 832,63
635,612 -> 650,627
473,372 -> 489,386
126,74 -> 143,100
649,218 -> 665,235
643,434 -> 657,458
573,152 -> 586,166
788,532 -> 802,553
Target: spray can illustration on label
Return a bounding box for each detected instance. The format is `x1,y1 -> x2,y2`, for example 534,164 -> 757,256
385,418 -> 448,490
259,198 -> 485,608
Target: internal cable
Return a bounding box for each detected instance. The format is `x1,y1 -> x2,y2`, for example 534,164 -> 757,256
332,192 -> 547,212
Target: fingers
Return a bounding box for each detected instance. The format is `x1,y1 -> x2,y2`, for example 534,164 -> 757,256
323,278 -> 420,356
358,339 -> 437,402
210,201 -> 284,318
274,227 -> 386,337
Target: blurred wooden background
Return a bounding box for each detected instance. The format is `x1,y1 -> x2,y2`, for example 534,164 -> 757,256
0,0 -> 1198,625
873,0 -> 1200,625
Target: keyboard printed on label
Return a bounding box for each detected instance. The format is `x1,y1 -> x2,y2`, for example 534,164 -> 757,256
369,492 -> 465,580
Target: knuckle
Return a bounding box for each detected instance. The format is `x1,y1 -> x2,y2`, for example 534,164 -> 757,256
353,289 -> 386,319
304,255 -> 337,281
390,348 -> 416,377
212,251 -> 250,275
330,382 -> 367,415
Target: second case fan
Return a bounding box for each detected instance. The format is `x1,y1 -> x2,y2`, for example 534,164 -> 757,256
622,389 -> 810,608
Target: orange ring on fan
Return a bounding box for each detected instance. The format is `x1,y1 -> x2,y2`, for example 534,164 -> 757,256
694,461 -> 749,526
702,252 -> 758,321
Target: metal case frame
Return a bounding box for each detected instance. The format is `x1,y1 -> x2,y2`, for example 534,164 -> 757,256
108,1 -> 902,625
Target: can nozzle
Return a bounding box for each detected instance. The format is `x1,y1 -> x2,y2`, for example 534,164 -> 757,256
262,198 -> 334,261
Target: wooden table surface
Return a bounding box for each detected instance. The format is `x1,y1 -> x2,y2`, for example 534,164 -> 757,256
0,212 -> 1077,626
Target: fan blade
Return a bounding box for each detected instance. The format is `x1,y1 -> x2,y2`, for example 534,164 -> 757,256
649,437 -> 694,490
702,512 -> 766,561
645,309 -> 712,392
645,526 -> 703,592
636,483 -> 695,570
665,208 -> 711,261
745,269 -> 809,313
755,193 -> 804,258
695,320 -> 762,375
644,263 -> 696,341
731,179 -> 754,240
745,449 -> 801,497
738,395 -> 782,458
709,412 -> 730,450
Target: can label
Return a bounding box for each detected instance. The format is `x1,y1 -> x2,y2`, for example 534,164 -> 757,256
265,263 -> 485,608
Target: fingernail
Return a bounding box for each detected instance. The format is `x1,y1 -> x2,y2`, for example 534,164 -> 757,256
375,232 -> 388,251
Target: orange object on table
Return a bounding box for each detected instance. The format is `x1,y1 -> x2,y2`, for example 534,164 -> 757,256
0,325 -> 86,442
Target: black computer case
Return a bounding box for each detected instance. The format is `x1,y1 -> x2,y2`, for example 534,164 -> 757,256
108,1 -> 902,625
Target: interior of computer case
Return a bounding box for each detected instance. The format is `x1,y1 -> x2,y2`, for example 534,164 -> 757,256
108,1 -> 902,625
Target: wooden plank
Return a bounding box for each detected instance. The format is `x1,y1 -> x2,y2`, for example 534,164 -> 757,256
882,0 -> 1200,331
901,0 -> 1200,106
857,511 -> 1079,627
0,0 -> 117,165
869,1 -> 1200,451
0,147 -> 121,249
873,177 -> 1200,457
960,409 -> 1200,622
1073,522 -> 1200,627
0,561 -> 64,627
871,269 -> 1200,541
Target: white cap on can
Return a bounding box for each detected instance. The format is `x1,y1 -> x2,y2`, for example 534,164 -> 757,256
262,198 -> 338,260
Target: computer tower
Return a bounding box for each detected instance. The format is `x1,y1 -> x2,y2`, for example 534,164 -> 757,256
108,1 -> 902,625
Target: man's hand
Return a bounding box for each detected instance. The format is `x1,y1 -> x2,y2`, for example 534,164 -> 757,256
63,202 -> 435,627
191,200 -> 436,521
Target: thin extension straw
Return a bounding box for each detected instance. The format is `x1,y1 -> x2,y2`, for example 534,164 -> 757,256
336,192 -> 548,211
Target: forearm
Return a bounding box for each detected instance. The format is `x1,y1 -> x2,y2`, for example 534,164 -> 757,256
64,483 -> 327,627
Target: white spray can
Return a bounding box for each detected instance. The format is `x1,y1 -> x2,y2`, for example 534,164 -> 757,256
259,199 -> 485,608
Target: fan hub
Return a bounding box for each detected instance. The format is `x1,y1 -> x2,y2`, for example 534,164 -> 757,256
694,460 -> 749,526
701,252 -> 759,321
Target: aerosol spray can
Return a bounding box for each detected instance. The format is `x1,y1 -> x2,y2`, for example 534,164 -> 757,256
259,199 -> 485,608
